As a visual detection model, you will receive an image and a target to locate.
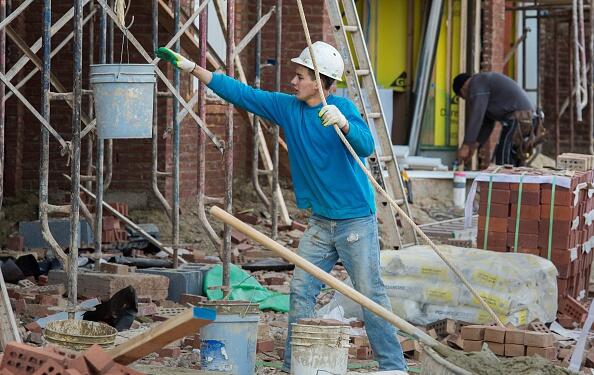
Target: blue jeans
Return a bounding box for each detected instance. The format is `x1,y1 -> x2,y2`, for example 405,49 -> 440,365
282,214 -> 407,371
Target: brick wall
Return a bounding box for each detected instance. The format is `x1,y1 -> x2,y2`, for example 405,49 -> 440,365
1,0 -> 338,204
481,0 -> 506,73
539,13 -> 593,157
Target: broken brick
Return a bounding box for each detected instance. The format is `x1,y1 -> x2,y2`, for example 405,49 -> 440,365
179,294 -> 207,306
158,347 -> 181,358
83,344 -> 115,373
257,340 -> 275,353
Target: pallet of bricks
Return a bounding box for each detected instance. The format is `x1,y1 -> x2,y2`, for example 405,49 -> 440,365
476,155 -> 594,326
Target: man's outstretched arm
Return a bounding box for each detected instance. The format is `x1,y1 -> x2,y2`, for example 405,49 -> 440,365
156,47 -> 293,126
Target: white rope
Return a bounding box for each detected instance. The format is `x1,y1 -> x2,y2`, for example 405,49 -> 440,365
114,0 -> 126,29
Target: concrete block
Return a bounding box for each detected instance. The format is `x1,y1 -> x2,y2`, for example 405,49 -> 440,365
138,264 -> 210,302
48,270 -> 169,301
19,218 -> 93,249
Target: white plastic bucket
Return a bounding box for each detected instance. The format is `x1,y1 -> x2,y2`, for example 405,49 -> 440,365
290,323 -> 350,375
453,171 -> 467,208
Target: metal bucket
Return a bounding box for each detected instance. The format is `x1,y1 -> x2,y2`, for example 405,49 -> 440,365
44,319 -> 117,351
420,345 -> 473,375
199,301 -> 260,375
290,323 -> 350,375
90,64 -> 155,139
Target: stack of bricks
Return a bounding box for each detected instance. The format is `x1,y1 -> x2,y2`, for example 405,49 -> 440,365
102,202 -> 128,244
461,325 -> 557,360
476,165 -> 594,322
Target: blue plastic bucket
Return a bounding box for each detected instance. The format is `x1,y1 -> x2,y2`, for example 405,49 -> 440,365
90,64 -> 155,139
200,340 -> 232,372
199,302 -> 260,375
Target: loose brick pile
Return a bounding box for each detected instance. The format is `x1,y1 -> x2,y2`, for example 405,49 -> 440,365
476,166 -> 594,324
461,325 -> 557,360
0,342 -> 141,375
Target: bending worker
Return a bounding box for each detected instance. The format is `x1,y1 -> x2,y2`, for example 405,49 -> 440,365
453,72 -> 542,167
156,42 -> 407,372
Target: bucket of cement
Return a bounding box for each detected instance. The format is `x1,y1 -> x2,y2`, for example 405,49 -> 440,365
44,319 -> 117,351
198,301 -> 260,375
90,64 -> 155,139
290,323 -> 350,375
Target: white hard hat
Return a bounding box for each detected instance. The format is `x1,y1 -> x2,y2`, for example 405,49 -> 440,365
291,41 -> 344,81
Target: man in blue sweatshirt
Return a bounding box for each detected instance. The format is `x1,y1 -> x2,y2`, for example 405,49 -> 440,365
157,42 -> 407,372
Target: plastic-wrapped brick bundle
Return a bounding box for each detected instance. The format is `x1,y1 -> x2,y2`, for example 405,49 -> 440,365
380,245 -> 558,326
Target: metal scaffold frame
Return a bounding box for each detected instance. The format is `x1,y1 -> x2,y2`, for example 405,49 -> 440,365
0,0 -> 288,298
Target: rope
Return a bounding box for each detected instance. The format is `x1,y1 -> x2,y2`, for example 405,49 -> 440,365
114,0 -> 126,28
295,0 -> 505,328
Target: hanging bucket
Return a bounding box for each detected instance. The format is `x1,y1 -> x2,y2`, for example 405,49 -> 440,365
90,64 -> 155,139
290,323 -> 350,375
199,301 -> 260,375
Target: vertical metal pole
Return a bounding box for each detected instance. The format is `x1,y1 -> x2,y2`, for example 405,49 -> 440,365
222,0 -> 235,291
251,0 -> 269,210
271,0 -> 281,239
151,0 -> 171,219
554,18 -> 560,157
95,0 -> 107,265
0,0 -> 5,212
104,0 -> 113,191
40,0 -> 51,261
590,0 -> 594,155
172,0 -> 180,269
570,22 -> 575,152
85,11 -> 94,191
69,0 -> 83,319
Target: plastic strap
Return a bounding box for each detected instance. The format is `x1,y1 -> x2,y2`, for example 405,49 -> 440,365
513,174 -> 526,253
483,175 -> 494,250
547,176 -> 557,260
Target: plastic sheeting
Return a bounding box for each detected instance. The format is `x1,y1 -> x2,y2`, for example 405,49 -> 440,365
381,245 -> 558,326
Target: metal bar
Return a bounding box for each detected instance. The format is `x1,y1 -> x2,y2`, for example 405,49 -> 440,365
68,0 -> 83,320
0,0 -> 33,32
271,0 -> 281,240
172,0 -> 180,269
252,0 -> 269,209
69,175 -> 187,264
85,11 -> 94,192
103,0 -> 114,193
555,19 -> 560,156
95,0 -> 107,265
222,0 -> 235,294
570,23 -> 575,151
0,0 -> 4,212
231,5 -> 276,61
96,0 -> 224,151
196,0 -> 221,248
590,0 -> 594,154
0,71 -> 69,152
0,266 -> 21,348
408,0 -> 445,155
153,0 -> 210,64
5,0 -> 92,85
151,0 -> 172,221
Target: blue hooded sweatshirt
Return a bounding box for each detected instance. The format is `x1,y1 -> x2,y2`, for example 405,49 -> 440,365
207,73 -> 376,220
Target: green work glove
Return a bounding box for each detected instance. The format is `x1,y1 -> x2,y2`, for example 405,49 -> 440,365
319,104 -> 348,129
155,47 -> 196,73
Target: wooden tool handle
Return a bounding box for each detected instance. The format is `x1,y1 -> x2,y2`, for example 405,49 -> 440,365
210,206 -> 444,350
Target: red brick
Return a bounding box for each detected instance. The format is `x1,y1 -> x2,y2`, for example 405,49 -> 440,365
504,330 -> 525,344
478,216 -> 508,232
83,345 -> 115,373
257,339 -> 275,353
506,233 -> 538,250
510,183 -> 540,192
484,326 -> 506,343
541,205 -> 578,220
541,186 -> 574,206
479,189 -> 511,204
158,347 -> 181,358
526,346 -> 557,360
523,332 -> 555,348
24,321 -> 42,334
510,191 -> 540,205
507,218 -> 539,234
510,204 -> 541,220
461,325 -> 486,340
478,203 -> 509,218
485,341 -> 505,356
505,343 -> 526,357
463,339 -> 483,352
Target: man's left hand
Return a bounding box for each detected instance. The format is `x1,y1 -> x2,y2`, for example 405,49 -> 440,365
319,105 -> 348,129
457,144 -> 472,164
